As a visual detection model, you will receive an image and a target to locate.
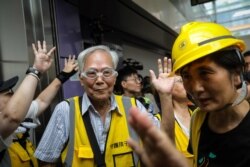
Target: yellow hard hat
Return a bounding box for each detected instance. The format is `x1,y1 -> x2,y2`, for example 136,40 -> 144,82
172,21 -> 246,73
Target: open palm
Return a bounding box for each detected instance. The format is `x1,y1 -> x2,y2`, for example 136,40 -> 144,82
150,57 -> 175,95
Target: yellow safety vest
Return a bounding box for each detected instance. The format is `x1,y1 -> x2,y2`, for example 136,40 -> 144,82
190,108 -> 206,167
61,95 -> 141,167
175,108 -> 195,167
0,133 -> 38,167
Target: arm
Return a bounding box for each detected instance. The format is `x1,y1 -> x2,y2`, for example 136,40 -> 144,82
0,41 -> 55,139
127,107 -> 188,167
150,57 -> 175,142
35,55 -> 78,116
34,101 -> 70,166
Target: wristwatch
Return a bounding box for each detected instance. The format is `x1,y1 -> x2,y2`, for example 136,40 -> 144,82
26,66 -> 41,79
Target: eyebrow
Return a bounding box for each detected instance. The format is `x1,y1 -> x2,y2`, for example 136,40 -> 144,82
86,67 -> 113,71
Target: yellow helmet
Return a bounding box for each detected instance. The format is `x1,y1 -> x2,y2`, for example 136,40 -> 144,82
172,21 -> 246,73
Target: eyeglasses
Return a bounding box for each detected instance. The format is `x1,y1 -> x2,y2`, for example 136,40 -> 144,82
125,77 -> 142,83
1,89 -> 14,96
81,68 -> 118,80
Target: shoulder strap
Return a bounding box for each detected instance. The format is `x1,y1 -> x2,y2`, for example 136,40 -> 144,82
81,101 -> 106,167
0,149 -> 6,163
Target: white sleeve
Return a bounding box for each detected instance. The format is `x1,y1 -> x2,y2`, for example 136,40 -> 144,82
25,100 -> 40,125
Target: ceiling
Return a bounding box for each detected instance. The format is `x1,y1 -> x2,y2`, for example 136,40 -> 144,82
133,0 -> 250,37
173,0 -> 250,37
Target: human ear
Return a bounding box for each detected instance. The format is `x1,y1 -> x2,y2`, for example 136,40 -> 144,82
121,80 -> 127,88
233,73 -> 242,88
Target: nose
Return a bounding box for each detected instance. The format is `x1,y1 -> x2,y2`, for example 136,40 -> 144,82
95,73 -> 107,84
186,79 -> 204,98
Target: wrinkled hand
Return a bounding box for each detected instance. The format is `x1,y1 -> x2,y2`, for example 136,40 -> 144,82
149,57 -> 175,95
62,55 -> 79,73
32,41 -> 56,73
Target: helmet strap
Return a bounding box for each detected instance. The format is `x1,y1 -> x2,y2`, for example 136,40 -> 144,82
232,80 -> 248,107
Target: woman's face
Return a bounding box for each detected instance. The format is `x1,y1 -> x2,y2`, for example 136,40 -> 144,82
181,57 -> 240,112
172,76 -> 187,101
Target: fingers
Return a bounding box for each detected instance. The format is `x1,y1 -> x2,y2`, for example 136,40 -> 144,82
65,55 -> 77,65
149,70 -> 156,81
164,57 -> 168,73
167,58 -> 172,73
37,41 -> 42,51
62,55 -> 79,73
32,43 -> 38,55
129,107 -> 153,139
158,57 -> 172,74
43,41 -> 47,52
47,47 -> 56,56
158,59 -> 163,74
127,138 -> 143,154
32,40 -> 56,57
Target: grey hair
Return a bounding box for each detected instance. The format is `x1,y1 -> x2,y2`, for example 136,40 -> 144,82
77,45 -> 119,72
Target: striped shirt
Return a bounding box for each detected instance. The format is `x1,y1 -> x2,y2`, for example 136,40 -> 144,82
34,93 -> 160,163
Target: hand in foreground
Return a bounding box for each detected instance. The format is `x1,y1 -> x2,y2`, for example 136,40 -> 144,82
149,57 -> 175,95
127,107 -> 189,167
32,40 -> 56,73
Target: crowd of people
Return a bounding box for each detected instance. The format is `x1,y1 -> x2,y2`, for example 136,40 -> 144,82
1,21 -> 250,167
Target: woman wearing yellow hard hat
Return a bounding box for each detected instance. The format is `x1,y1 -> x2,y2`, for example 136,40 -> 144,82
127,21 -> 250,167
172,21 -> 249,167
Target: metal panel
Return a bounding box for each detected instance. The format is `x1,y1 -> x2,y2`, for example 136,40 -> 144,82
22,0 -> 60,144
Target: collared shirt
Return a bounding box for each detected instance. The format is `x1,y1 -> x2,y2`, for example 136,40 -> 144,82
34,93 -> 160,163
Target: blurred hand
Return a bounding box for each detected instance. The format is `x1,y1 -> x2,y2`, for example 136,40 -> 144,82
127,107 -> 188,167
32,40 -> 56,73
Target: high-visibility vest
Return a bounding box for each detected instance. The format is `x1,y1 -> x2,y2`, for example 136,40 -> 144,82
0,133 -> 38,167
190,108 -> 206,167
61,95 -> 142,167
175,108 -> 196,167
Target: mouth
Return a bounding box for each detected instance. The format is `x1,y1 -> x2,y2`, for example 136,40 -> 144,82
197,97 -> 211,107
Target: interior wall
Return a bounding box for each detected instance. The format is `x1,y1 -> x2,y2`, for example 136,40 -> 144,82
0,0 -> 29,85
122,44 -> 165,77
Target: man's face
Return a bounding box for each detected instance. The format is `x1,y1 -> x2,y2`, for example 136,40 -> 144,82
244,56 -> 250,72
121,74 -> 142,96
79,50 -> 117,102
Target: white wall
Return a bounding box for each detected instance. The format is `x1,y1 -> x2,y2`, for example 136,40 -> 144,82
122,44 -> 164,77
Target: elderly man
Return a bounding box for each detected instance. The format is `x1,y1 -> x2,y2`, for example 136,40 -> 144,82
35,45 -> 160,167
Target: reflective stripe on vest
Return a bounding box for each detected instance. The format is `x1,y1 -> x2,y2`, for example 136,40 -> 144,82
61,95 -> 141,167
